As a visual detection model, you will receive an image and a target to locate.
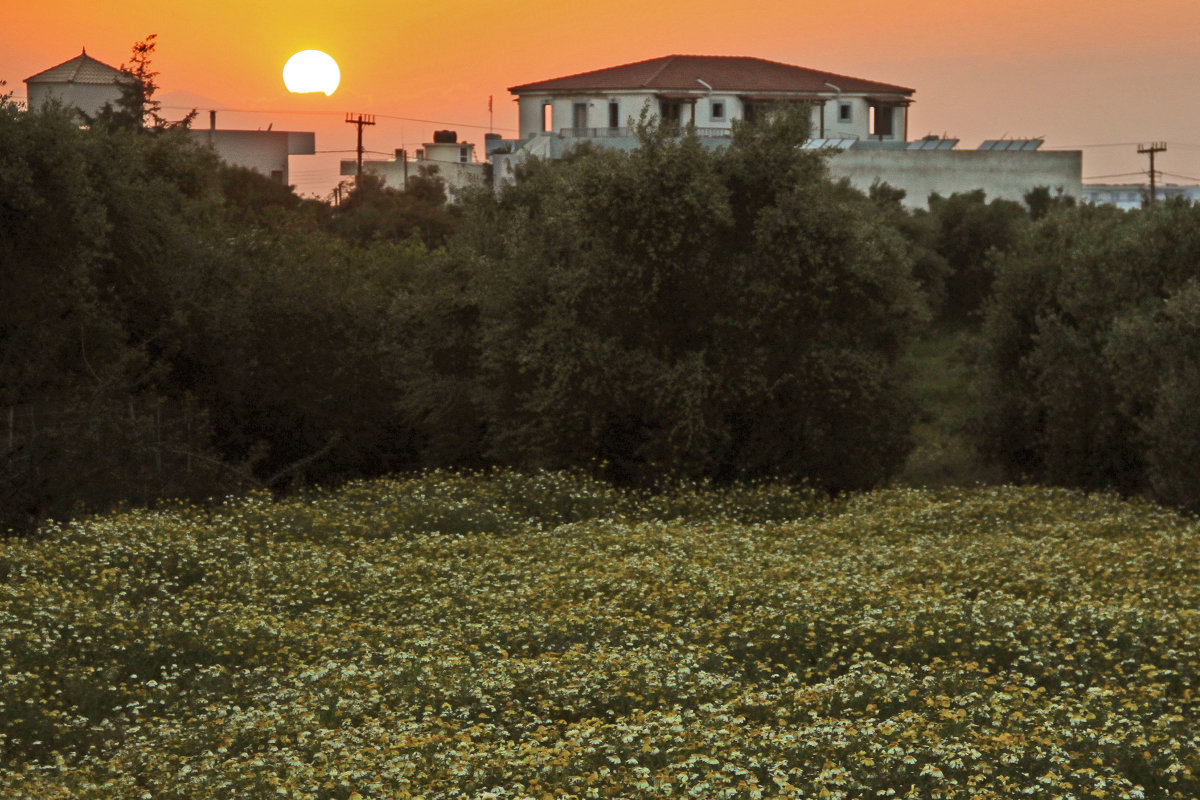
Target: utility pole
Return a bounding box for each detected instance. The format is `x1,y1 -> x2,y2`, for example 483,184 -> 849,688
345,113 -> 376,180
1138,142 -> 1167,205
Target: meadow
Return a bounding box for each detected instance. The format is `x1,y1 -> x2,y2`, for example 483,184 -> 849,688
0,470 -> 1196,799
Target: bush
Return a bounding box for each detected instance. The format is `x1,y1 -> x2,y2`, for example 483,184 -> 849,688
973,198 -> 1200,509
432,110 -> 924,490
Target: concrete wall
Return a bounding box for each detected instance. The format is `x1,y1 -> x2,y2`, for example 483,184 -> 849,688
828,149 -> 1083,208
189,130 -> 316,185
421,141 -> 475,164
341,157 -> 487,199
530,93 -> 667,134
27,82 -> 122,119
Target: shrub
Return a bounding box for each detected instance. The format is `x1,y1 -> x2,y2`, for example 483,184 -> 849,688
973,198 -> 1200,509
428,110 -> 924,491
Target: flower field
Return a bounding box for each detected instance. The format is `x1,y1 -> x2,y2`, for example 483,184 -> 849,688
1,470 -> 1197,799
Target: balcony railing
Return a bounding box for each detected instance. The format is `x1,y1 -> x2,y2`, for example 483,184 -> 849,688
559,126 -> 734,139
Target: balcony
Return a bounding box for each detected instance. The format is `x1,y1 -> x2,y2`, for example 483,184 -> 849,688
558,126 -> 733,139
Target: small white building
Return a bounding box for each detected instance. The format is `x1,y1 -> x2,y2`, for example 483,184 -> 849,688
1082,183 -> 1200,210
24,49 -> 132,118
189,112 -> 316,186
341,131 -> 487,198
496,55 -> 1082,208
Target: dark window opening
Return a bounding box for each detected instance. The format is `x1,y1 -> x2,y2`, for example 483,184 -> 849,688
838,102 -> 852,123
573,102 -> 588,130
659,98 -> 682,127
608,101 -> 619,129
871,105 -> 894,137
711,100 -> 725,120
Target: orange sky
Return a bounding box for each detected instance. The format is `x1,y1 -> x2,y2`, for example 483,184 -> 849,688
5,0 -> 1200,199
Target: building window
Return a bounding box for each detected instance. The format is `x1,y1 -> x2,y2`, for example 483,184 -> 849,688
710,100 -> 725,121
460,146 -> 469,163
608,101 -> 620,129
573,102 -> 588,131
838,102 -> 852,123
542,103 -> 552,133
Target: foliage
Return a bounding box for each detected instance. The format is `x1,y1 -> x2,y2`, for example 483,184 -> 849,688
329,169 -> 457,248
0,96 -> 426,531
0,97 -> 230,533
973,198 -> 1200,509
868,182 -> 951,314
439,109 -> 924,490
0,474 -> 1196,798
91,35 -> 193,131
925,189 -> 1029,322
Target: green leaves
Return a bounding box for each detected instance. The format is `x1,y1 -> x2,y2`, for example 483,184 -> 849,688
974,199 -> 1200,509
440,110 -> 922,489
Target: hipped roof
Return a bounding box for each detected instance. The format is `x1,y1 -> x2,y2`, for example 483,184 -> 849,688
26,50 -> 130,85
509,55 -> 914,97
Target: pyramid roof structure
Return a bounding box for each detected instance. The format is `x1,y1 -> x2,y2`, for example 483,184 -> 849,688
26,50 -> 130,85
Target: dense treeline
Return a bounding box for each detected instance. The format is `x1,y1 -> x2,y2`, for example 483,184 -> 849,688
975,198 -> 1200,510
4,90 -> 1199,532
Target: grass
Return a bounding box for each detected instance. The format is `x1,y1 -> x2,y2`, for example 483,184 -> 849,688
897,325 -> 1003,489
0,470 -> 1196,798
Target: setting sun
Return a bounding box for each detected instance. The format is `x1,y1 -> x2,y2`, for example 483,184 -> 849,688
282,49 -> 340,95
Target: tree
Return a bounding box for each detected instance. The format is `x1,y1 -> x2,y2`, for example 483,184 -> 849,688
437,108 -> 923,489
0,95 -> 226,532
93,35 -> 194,131
330,169 -> 457,247
926,190 -> 1029,322
973,198 -> 1200,509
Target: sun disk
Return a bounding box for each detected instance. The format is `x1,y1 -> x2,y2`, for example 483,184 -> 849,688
283,50 -> 340,96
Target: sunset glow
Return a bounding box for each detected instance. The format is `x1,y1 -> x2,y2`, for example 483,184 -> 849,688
4,0 -> 1199,199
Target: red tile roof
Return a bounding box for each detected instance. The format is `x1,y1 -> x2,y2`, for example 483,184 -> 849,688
25,50 -> 129,85
509,55 -> 914,97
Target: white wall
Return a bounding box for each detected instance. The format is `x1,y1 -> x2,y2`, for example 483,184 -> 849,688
342,156 -> 487,199
517,91 -> 907,141
27,82 -> 122,119
189,130 -> 316,185
828,149 -> 1083,208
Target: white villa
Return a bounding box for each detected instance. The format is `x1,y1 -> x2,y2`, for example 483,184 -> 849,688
510,54 -> 913,143
496,55 -> 1082,208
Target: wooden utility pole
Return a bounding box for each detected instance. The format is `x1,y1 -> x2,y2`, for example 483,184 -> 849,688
1138,142 -> 1167,205
345,113 -> 376,180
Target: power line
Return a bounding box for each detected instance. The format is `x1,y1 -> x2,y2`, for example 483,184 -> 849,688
157,103 -> 518,133
1082,171 -> 1148,180
1045,142 -> 1144,149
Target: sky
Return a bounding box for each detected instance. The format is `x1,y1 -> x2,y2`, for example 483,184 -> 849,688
4,0 -> 1200,200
